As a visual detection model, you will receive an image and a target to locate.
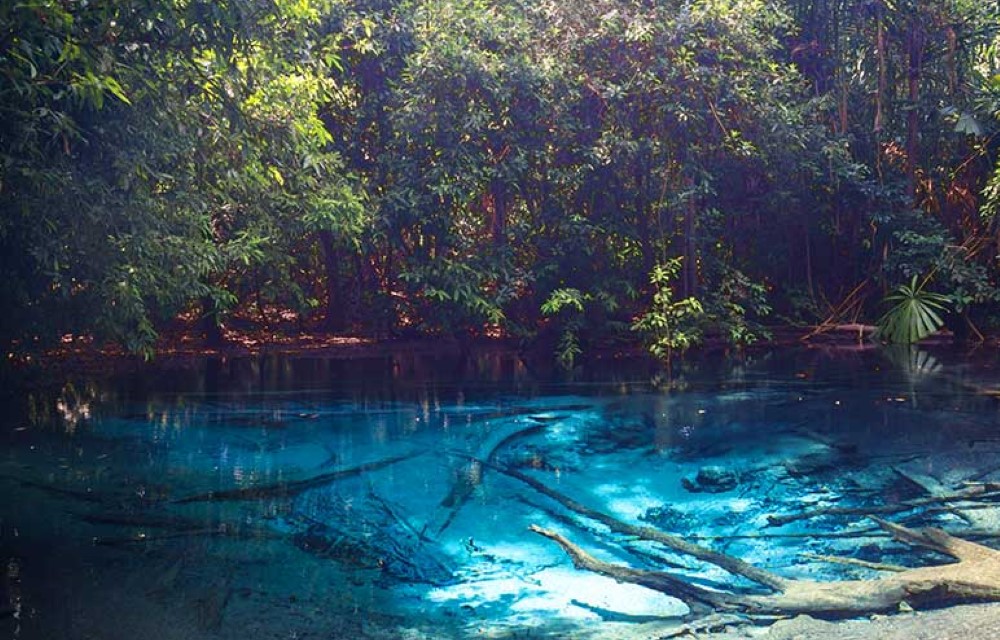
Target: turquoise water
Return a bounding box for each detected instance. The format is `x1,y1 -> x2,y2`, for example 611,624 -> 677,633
3,347 -> 1000,639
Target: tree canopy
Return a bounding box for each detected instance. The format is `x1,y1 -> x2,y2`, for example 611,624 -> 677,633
2,0 -> 999,361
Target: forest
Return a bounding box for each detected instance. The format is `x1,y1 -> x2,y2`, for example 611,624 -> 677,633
2,0 -> 1000,364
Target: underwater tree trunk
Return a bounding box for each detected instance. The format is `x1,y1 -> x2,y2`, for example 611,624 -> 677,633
492,459 -> 1000,619
174,451 -> 420,504
533,513 -> 1000,618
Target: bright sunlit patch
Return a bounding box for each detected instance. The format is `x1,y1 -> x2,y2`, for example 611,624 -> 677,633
425,576 -> 527,606
523,567 -> 688,617
593,472 -> 678,520
425,566 -> 687,622
725,498 -> 753,512
604,491 -> 663,520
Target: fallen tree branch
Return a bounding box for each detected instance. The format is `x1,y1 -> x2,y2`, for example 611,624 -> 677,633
530,514 -> 1000,617
174,451 -> 421,504
516,495 -> 701,573
368,486 -> 434,544
79,512 -> 206,530
893,466 -> 992,527
766,486 -> 1000,527
93,526 -> 282,546
799,280 -> 871,342
428,419 -> 548,536
688,527 -> 884,541
17,478 -> 107,503
799,552 -> 907,573
530,525 -> 737,615
483,459 -> 788,590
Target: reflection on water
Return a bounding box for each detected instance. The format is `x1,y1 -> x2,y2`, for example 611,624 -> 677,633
3,346 -> 1000,639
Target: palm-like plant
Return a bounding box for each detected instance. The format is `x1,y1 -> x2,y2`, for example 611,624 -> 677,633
876,276 -> 951,344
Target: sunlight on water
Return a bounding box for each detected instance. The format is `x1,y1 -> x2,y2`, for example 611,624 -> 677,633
3,347 -> 1000,638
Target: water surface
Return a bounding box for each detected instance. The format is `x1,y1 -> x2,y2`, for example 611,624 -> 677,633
3,346 -> 1000,638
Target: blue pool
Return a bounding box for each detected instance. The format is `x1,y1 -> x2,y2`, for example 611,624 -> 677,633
3,346 -> 1000,638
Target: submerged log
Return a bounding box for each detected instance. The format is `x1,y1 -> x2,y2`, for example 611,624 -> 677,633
193,577 -> 232,631
894,467 -> 967,525
766,486 -> 1000,527
534,517 -> 1000,616
17,478 -> 106,503
800,552 -> 908,573
94,528 -> 223,546
291,510 -> 455,586
93,525 -> 283,546
483,458 -> 787,590
522,461 -> 1000,620
79,512 -> 206,530
173,451 -> 420,504
427,418 -> 548,536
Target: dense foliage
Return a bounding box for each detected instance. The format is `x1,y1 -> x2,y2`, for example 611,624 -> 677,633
2,0 -> 999,362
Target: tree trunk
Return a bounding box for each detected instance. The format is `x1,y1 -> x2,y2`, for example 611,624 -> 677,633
874,12 -> 886,135
318,230 -> 347,333
200,295 -> 224,348
683,177 -> 697,299
490,179 -> 507,247
906,22 -> 925,204
804,218 -> 814,299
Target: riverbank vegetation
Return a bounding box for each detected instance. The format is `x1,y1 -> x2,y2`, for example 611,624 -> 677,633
2,0 -> 999,364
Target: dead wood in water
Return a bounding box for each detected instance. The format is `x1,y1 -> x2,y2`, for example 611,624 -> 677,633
483,458 -> 788,590
173,451 -> 420,504
765,485 -> 1000,527
193,577 -> 233,631
893,466 -> 995,528
798,280 -> 872,343
532,515 -> 1000,617
427,418 -> 548,536
517,459 -> 1000,619
428,402 -> 593,529
79,512 -> 206,530
92,526 -> 283,546
16,478 -> 107,503
799,552 -> 908,573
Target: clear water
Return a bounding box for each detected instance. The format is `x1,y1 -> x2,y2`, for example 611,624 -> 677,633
3,346 -> 1000,639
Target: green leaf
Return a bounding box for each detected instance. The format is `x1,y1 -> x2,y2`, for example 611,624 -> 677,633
954,112 -> 983,136
103,76 -> 131,105
876,276 -> 950,344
